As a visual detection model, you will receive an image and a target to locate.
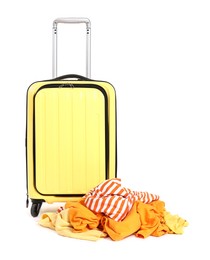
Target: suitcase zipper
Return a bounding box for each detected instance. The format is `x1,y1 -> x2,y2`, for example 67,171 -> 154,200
33,83 -> 109,196
58,83 -> 74,88
26,194 -> 29,208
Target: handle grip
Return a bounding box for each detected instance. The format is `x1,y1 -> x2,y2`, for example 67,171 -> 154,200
52,17 -> 91,79
53,17 -> 91,29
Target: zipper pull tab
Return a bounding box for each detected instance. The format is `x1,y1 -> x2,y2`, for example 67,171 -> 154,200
58,84 -> 74,88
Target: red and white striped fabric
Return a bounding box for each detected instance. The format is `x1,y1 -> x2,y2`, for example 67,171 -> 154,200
83,178 -> 160,222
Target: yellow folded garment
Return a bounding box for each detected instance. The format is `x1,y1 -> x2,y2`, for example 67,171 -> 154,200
164,211 -> 189,234
100,202 -> 141,241
39,212 -> 57,230
55,209 -> 106,241
39,203 -> 107,241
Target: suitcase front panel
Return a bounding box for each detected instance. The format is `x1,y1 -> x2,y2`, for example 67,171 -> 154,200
34,84 -> 108,195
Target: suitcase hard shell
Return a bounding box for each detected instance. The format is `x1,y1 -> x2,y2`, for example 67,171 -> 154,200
26,18 -> 117,217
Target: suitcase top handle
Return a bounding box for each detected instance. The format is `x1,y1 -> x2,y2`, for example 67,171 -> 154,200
54,74 -> 91,81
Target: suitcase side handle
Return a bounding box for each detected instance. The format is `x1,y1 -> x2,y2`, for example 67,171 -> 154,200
54,74 -> 90,81
52,17 -> 91,79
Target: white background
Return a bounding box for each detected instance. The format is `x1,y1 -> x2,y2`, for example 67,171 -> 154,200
0,0 -> 209,258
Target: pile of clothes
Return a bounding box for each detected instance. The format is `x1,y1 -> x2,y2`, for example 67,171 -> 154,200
39,178 -> 188,241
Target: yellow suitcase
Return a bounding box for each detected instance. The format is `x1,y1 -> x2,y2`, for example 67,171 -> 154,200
26,18 -> 117,217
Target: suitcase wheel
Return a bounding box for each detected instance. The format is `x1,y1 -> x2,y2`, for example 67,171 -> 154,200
31,202 -> 42,217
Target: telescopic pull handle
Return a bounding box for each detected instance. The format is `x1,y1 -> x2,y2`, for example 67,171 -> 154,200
52,17 -> 91,78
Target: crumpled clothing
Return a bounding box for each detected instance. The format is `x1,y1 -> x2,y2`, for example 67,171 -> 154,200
164,211 -> 189,234
64,200 -> 100,232
100,201 -> 141,241
83,178 -> 160,221
38,179 -> 188,241
136,200 -> 173,238
39,201 -> 107,241
100,200 -> 188,241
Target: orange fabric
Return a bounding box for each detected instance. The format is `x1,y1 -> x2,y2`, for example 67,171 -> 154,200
83,178 -> 160,221
100,200 -> 172,241
136,200 -> 173,238
100,202 -> 141,241
64,201 -> 101,232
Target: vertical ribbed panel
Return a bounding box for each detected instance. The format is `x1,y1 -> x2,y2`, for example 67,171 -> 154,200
35,87 -> 106,195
